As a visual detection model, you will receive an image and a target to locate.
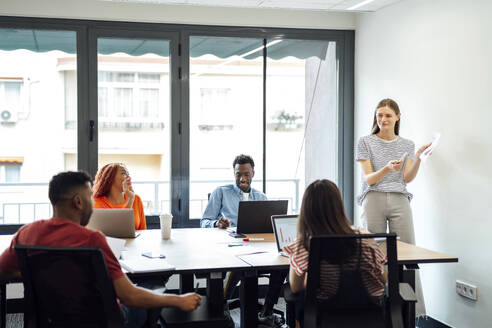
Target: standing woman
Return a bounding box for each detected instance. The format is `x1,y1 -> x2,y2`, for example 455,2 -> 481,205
356,98 -> 429,314
93,163 -> 146,230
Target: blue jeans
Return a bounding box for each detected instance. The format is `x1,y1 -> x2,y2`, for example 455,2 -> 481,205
121,304 -> 148,328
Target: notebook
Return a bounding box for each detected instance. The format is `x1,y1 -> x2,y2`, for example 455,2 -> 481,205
87,208 -> 139,238
119,257 -> 175,274
271,214 -> 298,257
105,236 -> 126,259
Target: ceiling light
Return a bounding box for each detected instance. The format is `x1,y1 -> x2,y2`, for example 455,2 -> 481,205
347,0 -> 376,10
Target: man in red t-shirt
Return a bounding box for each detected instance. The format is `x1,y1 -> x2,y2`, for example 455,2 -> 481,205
0,171 -> 201,328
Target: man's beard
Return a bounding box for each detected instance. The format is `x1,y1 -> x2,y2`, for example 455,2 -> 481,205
80,208 -> 93,227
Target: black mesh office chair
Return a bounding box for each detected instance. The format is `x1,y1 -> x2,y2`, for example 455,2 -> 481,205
14,245 -> 125,328
0,224 -> 24,325
284,233 -> 416,328
145,215 -> 161,229
0,224 -> 23,235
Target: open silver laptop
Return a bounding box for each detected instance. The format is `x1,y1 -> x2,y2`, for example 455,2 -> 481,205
87,208 -> 139,238
271,214 -> 298,257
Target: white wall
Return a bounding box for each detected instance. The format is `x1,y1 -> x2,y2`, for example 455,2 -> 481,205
355,0 -> 492,326
0,0 -> 355,29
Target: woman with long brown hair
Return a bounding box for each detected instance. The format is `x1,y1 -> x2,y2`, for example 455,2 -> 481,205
284,179 -> 386,327
356,98 -> 429,245
356,98 -> 429,315
93,163 -> 146,230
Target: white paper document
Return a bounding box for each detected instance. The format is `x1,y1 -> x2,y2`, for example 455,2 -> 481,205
419,132 -> 441,162
222,244 -> 267,256
105,236 -> 126,260
119,257 -> 175,273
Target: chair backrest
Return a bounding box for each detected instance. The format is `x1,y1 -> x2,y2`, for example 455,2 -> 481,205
145,215 -> 161,229
14,245 -> 124,328
304,233 -> 399,328
0,224 -> 24,235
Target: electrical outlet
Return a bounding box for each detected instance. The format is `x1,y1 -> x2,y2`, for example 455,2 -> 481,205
456,280 -> 478,301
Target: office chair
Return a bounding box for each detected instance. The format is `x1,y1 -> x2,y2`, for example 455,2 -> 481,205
15,245 -> 125,328
0,224 -> 24,235
0,224 -> 24,322
145,215 -> 161,229
284,233 -> 416,328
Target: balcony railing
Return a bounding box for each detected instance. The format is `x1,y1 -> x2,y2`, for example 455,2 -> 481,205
0,179 -> 300,224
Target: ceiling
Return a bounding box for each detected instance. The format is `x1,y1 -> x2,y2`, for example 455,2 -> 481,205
103,0 -> 405,12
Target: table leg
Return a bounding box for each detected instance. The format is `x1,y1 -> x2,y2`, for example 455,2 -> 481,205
206,272 -> 224,317
400,265 -> 417,328
179,273 -> 194,294
240,270 -> 258,328
1,282 -> 6,328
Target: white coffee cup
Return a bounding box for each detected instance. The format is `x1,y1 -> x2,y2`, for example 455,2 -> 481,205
159,214 -> 173,240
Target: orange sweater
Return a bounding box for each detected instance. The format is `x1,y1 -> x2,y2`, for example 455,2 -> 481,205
93,194 -> 146,230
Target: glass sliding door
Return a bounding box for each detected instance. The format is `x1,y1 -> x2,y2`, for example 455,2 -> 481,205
0,27 -> 77,223
265,39 -> 338,213
188,36 -> 264,219
96,36 -> 174,215
0,19 -> 354,228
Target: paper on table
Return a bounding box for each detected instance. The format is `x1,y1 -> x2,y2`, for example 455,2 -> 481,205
222,245 -> 267,256
105,236 -> 126,260
119,258 -> 175,273
419,132 -> 441,162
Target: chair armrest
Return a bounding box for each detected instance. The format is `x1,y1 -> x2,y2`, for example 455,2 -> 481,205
399,283 -> 417,302
283,283 -> 302,303
404,264 -> 419,270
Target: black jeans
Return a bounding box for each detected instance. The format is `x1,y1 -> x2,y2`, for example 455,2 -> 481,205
121,304 -> 148,328
225,269 -> 288,312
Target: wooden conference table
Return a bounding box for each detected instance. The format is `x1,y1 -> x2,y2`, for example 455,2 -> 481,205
235,234 -> 459,328
116,229 -> 459,328
0,229 -> 458,328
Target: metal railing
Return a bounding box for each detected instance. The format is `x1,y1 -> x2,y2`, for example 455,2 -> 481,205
0,179 -> 300,224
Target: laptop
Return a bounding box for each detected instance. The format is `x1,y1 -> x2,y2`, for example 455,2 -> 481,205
87,208 -> 139,238
271,214 -> 298,257
234,200 -> 288,236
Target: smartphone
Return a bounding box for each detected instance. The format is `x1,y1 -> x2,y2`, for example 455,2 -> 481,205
228,231 -> 247,238
398,152 -> 408,163
142,251 -> 165,259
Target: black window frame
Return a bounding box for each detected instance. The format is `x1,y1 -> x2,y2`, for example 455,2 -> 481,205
0,15 -> 354,226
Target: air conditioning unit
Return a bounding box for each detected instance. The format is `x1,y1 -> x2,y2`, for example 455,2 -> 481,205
0,109 -> 17,123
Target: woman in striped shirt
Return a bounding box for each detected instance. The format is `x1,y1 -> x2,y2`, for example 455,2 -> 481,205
356,98 -> 430,247
356,99 -> 430,316
283,179 -> 386,328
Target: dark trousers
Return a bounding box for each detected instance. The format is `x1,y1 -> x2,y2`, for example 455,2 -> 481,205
121,304 -> 148,328
225,269 -> 288,312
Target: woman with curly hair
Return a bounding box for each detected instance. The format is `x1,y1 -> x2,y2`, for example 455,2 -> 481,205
93,163 -> 146,230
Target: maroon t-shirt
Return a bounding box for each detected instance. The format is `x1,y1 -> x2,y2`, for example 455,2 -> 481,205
0,217 -> 124,281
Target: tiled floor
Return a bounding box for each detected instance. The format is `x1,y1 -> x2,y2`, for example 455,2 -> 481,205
6,298 -> 287,328
229,298 -> 287,328
8,310 -> 435,328
6,313 -> 22,327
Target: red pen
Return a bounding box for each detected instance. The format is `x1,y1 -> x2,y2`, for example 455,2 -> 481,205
242,238 -> 265,241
